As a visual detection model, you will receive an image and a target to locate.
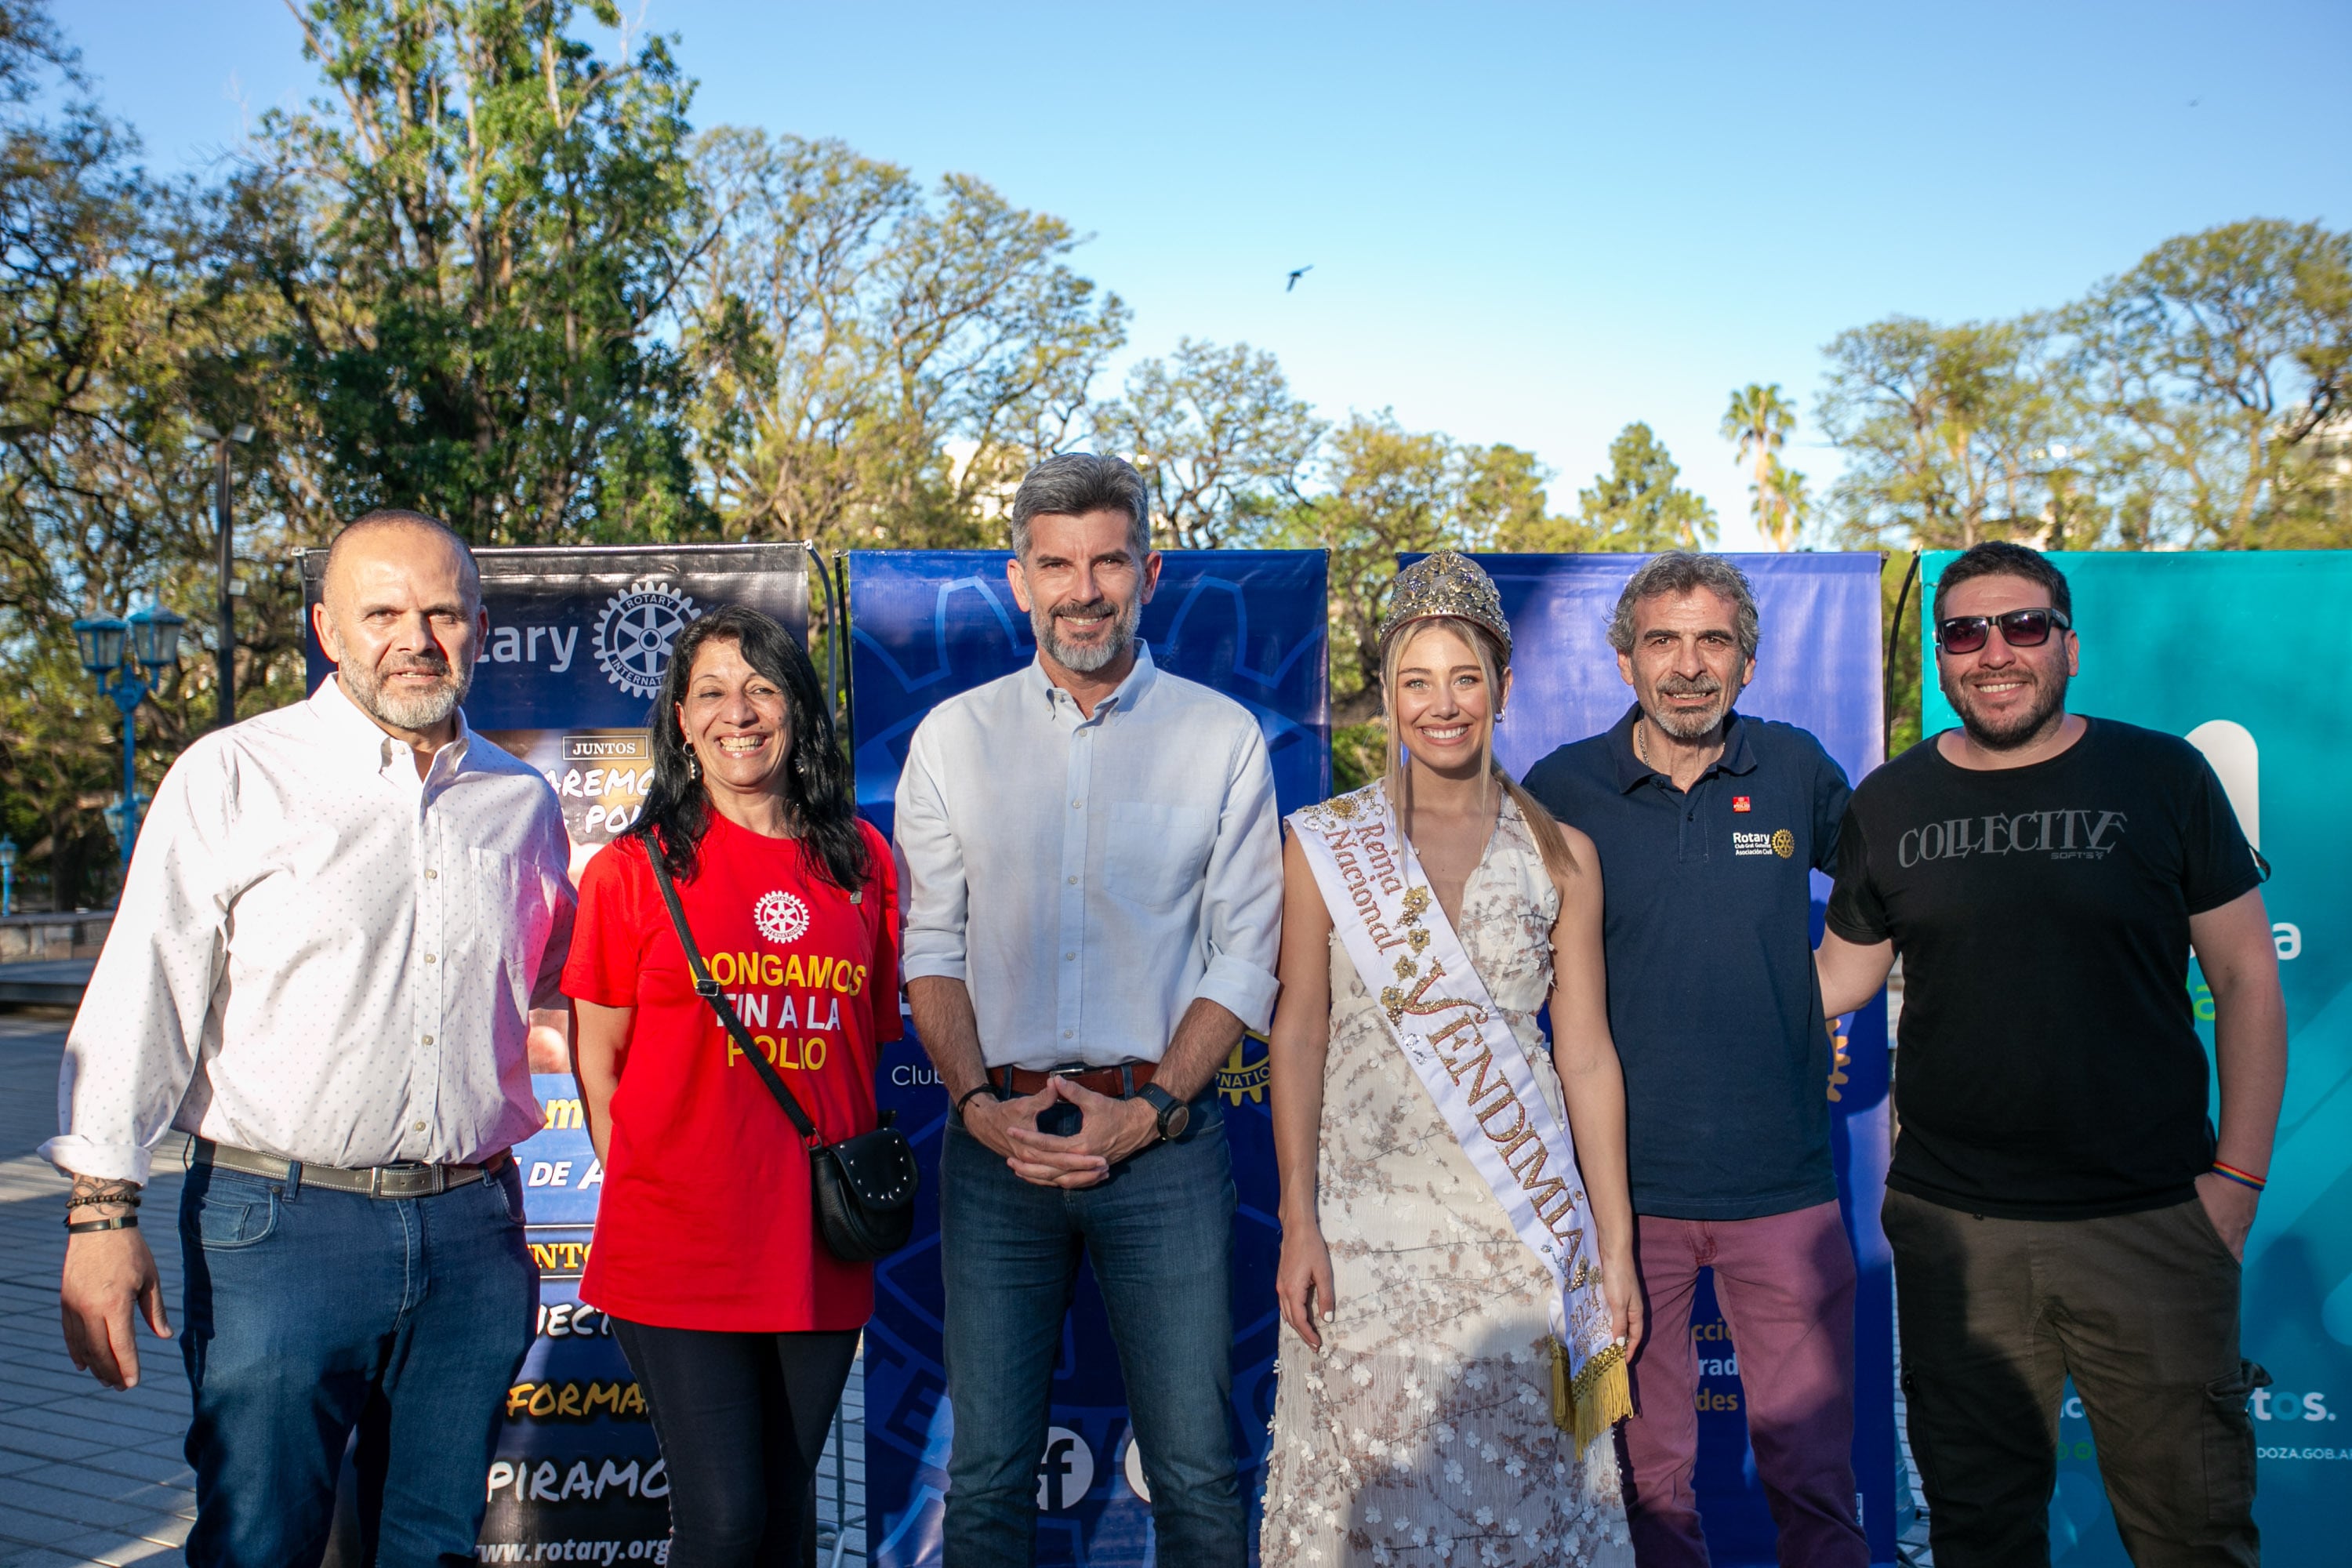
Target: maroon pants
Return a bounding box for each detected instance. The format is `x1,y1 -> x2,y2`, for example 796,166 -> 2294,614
1617,1200 -> 1870,1567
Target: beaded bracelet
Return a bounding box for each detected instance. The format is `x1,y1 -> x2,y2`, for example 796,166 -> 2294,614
66,1190 -> 140,1212
2210,1161 -> 2267,1192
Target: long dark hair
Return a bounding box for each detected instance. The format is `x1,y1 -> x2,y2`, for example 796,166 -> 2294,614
633,604 -> 869,892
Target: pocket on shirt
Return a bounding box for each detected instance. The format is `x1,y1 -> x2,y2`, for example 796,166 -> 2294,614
1105,803 -> 1214,908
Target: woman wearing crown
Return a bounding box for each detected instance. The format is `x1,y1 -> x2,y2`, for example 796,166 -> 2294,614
1261,551 -> 1638,1565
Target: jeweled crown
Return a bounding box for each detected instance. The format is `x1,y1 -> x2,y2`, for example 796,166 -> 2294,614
1377,549 -> 1512,658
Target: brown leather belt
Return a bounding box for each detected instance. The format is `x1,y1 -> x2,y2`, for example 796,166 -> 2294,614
194,1138 -> 510,1199
989,1061 -> 1159,1099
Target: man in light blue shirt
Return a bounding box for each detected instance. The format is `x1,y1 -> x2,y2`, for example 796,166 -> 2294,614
895,452 -> 1282,1566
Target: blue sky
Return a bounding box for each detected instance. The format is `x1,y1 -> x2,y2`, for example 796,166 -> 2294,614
64,1 -> 2352,549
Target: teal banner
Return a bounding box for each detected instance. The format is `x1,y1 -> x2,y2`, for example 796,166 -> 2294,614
1920,550 -> 2351,1563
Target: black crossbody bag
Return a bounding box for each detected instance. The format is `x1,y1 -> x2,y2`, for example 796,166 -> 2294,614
648,852 -> 917,1263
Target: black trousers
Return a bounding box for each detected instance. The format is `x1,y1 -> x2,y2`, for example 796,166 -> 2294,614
1885,1189 -> 2263,1568
612,1318 -> 860,1568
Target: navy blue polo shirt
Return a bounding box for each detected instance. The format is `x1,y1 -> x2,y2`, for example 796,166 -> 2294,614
1522,706 -> 1852,1221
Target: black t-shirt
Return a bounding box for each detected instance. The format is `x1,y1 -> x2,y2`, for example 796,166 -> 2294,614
1825,717 -> 2261,1220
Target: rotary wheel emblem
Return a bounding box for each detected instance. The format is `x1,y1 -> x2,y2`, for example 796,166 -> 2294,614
753,890 -> 810,946
594,576 -> 701,699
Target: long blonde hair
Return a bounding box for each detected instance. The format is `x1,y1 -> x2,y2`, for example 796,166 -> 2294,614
1380,615 -> 1578,882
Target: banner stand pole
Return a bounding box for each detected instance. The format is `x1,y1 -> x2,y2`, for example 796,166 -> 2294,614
834,552 -> 854,781
802,541 -> 840,734
1883,550 -> 1920,756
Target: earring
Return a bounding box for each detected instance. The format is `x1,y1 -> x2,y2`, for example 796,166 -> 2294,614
687,754 -> 701,781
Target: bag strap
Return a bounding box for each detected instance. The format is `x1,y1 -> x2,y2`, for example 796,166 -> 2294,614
647,844 -> 821,1145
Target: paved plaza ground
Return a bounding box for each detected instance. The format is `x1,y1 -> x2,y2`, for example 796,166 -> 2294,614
0,1010 -> 868,1568
2,998 -> 1926,1566
0,1011 -> 193,1567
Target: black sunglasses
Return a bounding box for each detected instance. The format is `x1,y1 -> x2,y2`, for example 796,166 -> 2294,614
1936,607 -> 2071,654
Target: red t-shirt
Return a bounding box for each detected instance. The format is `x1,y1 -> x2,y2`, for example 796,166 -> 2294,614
561,812 -> 902,1332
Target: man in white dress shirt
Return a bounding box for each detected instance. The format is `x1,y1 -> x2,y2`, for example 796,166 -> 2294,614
48,510 -> 574,1568
895,453 -> 1283,1566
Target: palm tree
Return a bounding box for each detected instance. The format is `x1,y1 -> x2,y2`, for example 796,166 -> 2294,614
1759,457 -> 1809,553
1722,383 -> 1803,550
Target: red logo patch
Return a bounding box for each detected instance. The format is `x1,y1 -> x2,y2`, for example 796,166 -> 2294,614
1732,796 -> 1752,813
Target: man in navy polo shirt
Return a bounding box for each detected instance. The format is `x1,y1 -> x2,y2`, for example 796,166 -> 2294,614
1523,552 -> 1866,1567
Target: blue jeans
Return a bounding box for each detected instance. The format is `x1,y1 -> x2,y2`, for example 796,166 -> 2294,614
939,1091 -> 1243,1567
178,1156 -> 538,1568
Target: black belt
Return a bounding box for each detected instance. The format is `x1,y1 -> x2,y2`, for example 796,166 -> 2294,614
194,1138 -> 508,1199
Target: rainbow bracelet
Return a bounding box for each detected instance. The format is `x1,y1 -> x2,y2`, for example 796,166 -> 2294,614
2210,1161 -> 2267,1192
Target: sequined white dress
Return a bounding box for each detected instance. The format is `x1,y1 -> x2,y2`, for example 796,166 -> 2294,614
1259,797 -> 1632,1566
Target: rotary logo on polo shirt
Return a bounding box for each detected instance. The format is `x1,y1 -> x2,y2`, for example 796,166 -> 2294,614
753,889 -> 811,944
1733,829 -> 1796,858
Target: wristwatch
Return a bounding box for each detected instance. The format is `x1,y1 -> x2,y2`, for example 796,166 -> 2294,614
1137,1083 -> 1190,1143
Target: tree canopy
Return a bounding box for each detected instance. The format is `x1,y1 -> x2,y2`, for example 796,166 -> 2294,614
2,0 -> 2346,906
683,128 -> 1127,552
1820,221 -> 2352,552
1576,423 -> 1719,552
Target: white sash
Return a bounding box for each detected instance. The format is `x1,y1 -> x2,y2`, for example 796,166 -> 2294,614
1288,782 -> 1630,1445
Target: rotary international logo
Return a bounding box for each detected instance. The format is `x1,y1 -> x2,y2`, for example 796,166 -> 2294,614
594,576 -> 702,699
753,890 -> 810,946
1218,1032 -> 1272,1105
1771,829 -> 1795,859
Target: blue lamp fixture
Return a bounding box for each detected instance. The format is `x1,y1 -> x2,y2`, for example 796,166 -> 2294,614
71,602 -> 184,874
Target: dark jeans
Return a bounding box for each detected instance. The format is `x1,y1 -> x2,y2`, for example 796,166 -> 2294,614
1884,1189 -> 2263,1568
179,1158 -> 537,1568
938,1091 -> 1242,1568
1618,1201 -> 1869,1567
612,1319 -> 861,1568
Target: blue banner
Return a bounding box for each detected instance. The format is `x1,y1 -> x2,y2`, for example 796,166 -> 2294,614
850,549 -> 1329,1566
1921,550 -> 2351,1566
1457,551 -> 1897,1566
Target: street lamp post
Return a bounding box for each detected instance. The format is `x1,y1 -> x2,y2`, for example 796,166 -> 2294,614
71,604 -> 185,876
191,422 -> 255,730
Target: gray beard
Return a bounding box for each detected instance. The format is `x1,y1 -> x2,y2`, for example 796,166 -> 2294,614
1033,597 -> 1140,674
1644,695 -> 1729,741
343,661 -> 470,732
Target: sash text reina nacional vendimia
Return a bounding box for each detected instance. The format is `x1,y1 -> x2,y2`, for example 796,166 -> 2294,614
1323,809 -> 1588,1254
1290,782 -> 1632,1446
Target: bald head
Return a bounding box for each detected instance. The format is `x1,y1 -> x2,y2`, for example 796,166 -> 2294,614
323,510 -> 480,609
314,510 -> 486,746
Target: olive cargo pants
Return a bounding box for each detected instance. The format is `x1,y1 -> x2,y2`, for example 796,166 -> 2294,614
1884,1189 -> 2263,1568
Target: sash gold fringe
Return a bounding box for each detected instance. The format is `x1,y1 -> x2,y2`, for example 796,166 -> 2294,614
1552,1338 -> 1632,1448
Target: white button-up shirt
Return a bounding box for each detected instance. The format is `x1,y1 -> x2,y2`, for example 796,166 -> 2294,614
43,676 -> 575,1183
893,644 -> 1282,1071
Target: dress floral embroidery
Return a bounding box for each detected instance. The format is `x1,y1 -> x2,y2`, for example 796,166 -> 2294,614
1261,793 -> 1632,1566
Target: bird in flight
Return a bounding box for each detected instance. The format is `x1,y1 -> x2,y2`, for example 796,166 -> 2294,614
1286,265 -> 1313,292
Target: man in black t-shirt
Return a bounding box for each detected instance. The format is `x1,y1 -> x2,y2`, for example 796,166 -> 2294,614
1817,542 -> 2285,1567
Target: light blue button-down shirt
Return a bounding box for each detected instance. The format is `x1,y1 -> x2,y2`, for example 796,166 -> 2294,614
893,643 -> 1283,1071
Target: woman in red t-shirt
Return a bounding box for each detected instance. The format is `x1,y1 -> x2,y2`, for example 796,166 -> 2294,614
564,604 -> 900,1565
